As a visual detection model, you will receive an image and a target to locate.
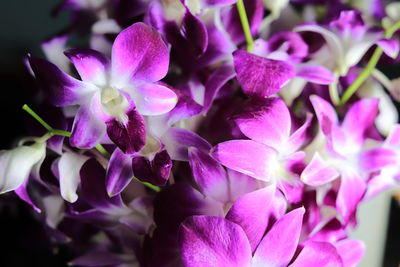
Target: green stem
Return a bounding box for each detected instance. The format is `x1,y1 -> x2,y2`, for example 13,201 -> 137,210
22,104 -> 53,132
329,74 -> 340,106
340,20 -> 400,105
22,104 -> 110,158
95,144 -> 111,158
134,178 -> 161,192
236,0 -> 254,52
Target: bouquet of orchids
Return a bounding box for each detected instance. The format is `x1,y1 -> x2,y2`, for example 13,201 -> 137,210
2,0 -> 400,266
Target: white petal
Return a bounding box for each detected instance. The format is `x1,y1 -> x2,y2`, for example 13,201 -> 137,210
59,152 -> 89,203
0,142 -> 46,194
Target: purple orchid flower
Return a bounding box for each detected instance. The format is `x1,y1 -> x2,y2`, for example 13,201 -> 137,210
211,97 -> 311,202
179,202 -> 344,267
301,95 -> 396,223
295,10 -> 399,76
29,22 -> 178,154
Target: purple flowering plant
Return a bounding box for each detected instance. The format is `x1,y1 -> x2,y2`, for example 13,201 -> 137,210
2,0 -> 400,266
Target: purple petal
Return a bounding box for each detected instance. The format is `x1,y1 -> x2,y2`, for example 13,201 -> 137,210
28,57 -> 95,106
336,170 -> 366,223
290,241 -> 343,267
267,31 -> 309,62
211,140 -> 277,181
179,216 -> 252,267
226,186 -> 276,253
132,149 -> 172,186
80,159 -> 126,212
233,50 -> 295,97
203,64 -> 235,113
106,148 -> 134,197
310,95 -> 338,135
64,48 -> 110,86
58,152 -> 89,203
162,127 -> 211,161
342,98 -> 379,146
377,38 -> 399,58
253,207 -> 305,266
222,0 -> 263,44
111,22 -> 169,85
188,147 -> 230,203
106,108 -> 146,154
301,153 -> 340,186
335,239 -> 365,267
203,0 -> 238,6
70,104 -> 106,149
15,180 -> 41,213
287,114 -> 312,153
359,148 -> 397,172
297,65 -> 335,84
133,83 -> 178,116
386,125 -> 400,146
226,169 -> 259,202
181,8 -> 208,56
70,250 -> 129,267
234,97 -> 291,148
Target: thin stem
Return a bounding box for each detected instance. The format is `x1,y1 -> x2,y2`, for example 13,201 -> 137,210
340,20 -> 400,105
22,104 -> 53,132
95,144 -> 111,158
236,0 -> 254,52
22,104 -> 110,158
134,178 -> 161,192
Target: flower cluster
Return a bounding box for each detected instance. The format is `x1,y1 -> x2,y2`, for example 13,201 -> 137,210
2,0 -> 400,266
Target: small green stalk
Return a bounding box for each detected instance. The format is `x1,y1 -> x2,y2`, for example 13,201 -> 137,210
340,20 -> 400,105
23,104 -> 161,192
134,178 -> 161,192
236,0 -> 254,52
23,104 -> 107,156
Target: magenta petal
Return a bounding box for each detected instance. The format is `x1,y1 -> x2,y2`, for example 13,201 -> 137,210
342,98 -> 379,145
287,114 -> 313,153
28,57 -> 94,106
377,38 -> 399,58
204,0 -> 238,6
234,97 -> 291,148
253,207 -> 305,267
296,65 -> 335,84
64,48 -> 110,86
132,149 -> 172,186
211,140 -> 277,180
301,153 -> 340,186
106,148 -> 133,197
386,125 -> 400,146
111,22 -> 169,84
290,241 -> 343,267
335,239 -> 365,267
188,147 -> 230,203
310,95 -> 338,135
233,50 -> 296,97
359,148 -> 397,172
106,108 -> 146,154
70,105 -> 106,149
336,171 -> 366,223
226,186 -> 276,253
179,216 -> 252,267
133,83 -> 178,116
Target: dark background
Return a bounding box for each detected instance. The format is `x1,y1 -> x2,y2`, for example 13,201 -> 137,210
0,1 -> 399,266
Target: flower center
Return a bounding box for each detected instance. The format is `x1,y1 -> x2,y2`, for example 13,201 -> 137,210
101,87 -> 129,123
